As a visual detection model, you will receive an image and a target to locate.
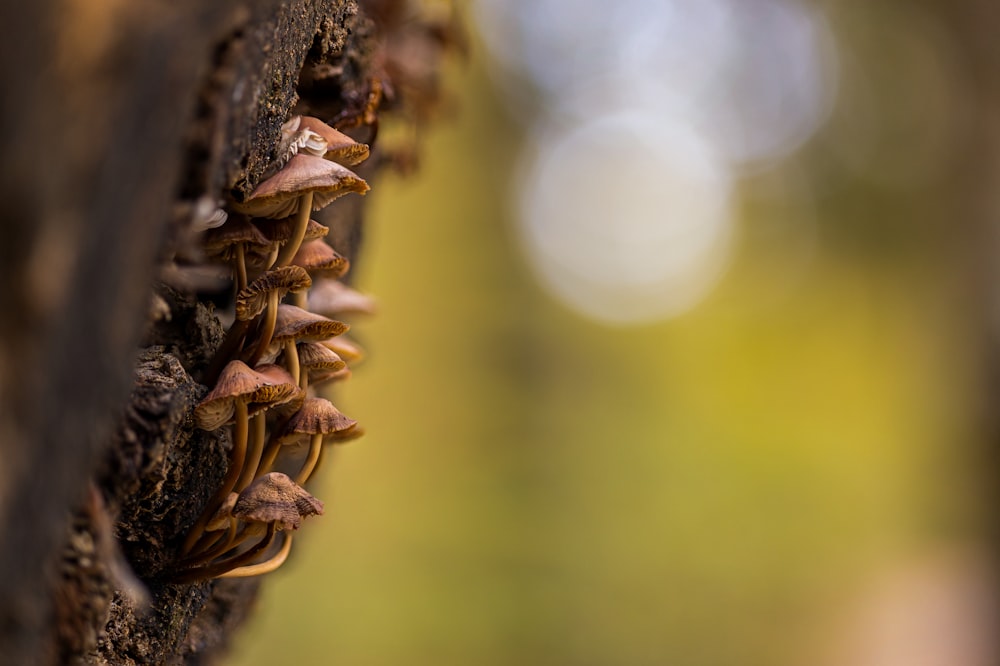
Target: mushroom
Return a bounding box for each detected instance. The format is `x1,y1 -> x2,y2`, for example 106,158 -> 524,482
235,265 -> 313,322
307,278 -> 378,318
309,366 -> 353,389
256,304 -> 349,384
264,399 -> 356,484
250,218 -> 329,271
233,471 -> 325,529
291,239 -> 350,278
181,492 -> 240,564
288,239 -> 350,307
182,361 -> 300,555
203,215 -> 272,292
185,195 -> 229,232
292,341 -> 346,390
176,523 -> 279,582
204,265 -> 312,384
177,473 -> 323,581
296,115 -> 371,166
231,153 -> 369,269
258,217 -> 329,247
233,364 -> 302,495
215,532 -> 294,578
320,333 -> 365,365
237,266 -> 313,367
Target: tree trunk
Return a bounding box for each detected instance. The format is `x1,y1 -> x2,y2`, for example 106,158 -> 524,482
0,1 -> 384,663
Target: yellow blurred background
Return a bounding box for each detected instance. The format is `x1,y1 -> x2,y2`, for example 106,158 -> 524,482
232,3 -> 997,664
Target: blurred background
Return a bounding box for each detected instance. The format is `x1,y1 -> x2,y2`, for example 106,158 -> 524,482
233,1 -> 1000,664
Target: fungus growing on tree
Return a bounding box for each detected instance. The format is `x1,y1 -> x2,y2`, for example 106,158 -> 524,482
291,239 -> 350,278
234,471 -> 325,529
234,364 -> 302,494
13,2 -> 467,658
232,153 -> 369,268
308,278 -> 378,317
271,397 -> 357,484
184,360 -> 299,555
237,266 -> 313,366
296,115 -> 371,165
203,215 -> 272,292
179,472 -> 322,580
321,333 -> 365,365
258,304 -> 349,383
293,341 -> 346,390
206,472 -> 323,579
258,217 -> 330,249
289,239 -> 351,307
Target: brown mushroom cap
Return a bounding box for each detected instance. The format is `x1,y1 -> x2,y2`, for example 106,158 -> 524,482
235,266 -> 312,321
320,334 -> 365,364
242,218 -> 326,271
309,368 -> 353,389
254,363 -> 306,414
280,397 -> 356,443
203,216 -> 272,259
294,341 -> 347,373
231,154 -> 369,219
297,116 -> 371,166
271,304 -> 349,345
325,423 -> 365,444
291,239 -> 350,278
195,361 -> 301,430
252,362 -> 302,396
310,366 -> 353,388
232,472 -> 324,530
307,279 -> 377,317
257,218 -> 329,245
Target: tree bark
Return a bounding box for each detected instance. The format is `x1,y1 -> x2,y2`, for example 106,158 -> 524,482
0,1 -> 380,663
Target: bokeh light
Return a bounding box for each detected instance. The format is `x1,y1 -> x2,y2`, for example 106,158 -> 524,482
517,111 -> 734,323
476,0 -> 838,322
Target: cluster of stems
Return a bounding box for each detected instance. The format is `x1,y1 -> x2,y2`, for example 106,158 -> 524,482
176,117 -> 370,581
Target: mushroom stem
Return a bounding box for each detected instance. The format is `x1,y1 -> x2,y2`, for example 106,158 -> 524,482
312,442 -> 329,480
291,290 -> 307,309
246,290 -> 280,366
184,520 -> 263,567
185,523 -> 229,560
177,523 -> 279,582
235,412 -> 267,492
255,438 -> 282,479
283,340 -> 300,385
264,246 -> 279,270
275,191 -> 314,267
254,412 -> 295,479
182,518 -> 241,566
234,243 -> 248,293
216,533 -> 293,579
295,433 -> 324,486
181,400 -> 250,555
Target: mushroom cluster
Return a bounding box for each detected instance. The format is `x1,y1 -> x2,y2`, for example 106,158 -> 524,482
176,115 -> 374,580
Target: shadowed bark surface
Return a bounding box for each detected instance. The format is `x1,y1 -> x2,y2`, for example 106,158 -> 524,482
0,0 -> 382,663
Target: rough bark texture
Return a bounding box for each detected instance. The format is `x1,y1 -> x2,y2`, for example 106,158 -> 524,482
0,0 -> 384,663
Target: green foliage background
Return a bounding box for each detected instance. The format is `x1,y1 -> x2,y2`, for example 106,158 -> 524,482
231,39 -> 986,665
